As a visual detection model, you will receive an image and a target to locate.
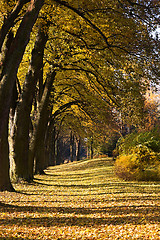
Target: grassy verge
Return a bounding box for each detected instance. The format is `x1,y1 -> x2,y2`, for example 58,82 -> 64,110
0,158 -> 160,239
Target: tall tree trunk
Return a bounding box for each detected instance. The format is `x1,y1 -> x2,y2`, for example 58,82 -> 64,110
29,69 -> 56,177
0,113 -> 14,191
0,26 -> 15,190
0,0 -> 44,190
56,137 -> 64,165
46,122 -> 56,166
76,137 -> 81,161
0,0 -> 44,136
70,131 -> 75,162
12,26 -> 48,182
90,137 -> 93,159
0,0 -> 30,51
34,106 -> 50,174
50,126 -> 56,166
35,131 -> 46,174
9,78 -> 19,181
44,116 -> 54,168
87,145 -> 89,159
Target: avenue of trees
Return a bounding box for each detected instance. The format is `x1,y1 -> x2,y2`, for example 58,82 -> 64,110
0,0 -> 159,191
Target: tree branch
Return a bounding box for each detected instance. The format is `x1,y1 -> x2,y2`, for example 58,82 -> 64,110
53,0 -> 111,48
0,0 -> 30,51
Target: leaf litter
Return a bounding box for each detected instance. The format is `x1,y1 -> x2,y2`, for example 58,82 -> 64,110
0,158 -> 160,239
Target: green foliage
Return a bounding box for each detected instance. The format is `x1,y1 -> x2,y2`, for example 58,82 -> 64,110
115,126 -> 160,181
117,126 -> 160,155
98,133 -> 120,157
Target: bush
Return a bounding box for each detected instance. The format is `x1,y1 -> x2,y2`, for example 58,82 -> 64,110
131,145 -> 158,167
115,154 -> 142,181
157,164 -> 160,178
114,126 -> 160,181
115,147 -> 160,181
141,169 -> 160,181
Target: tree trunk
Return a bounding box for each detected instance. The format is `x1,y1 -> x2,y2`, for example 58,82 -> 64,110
34,105 -> 50,174
87,145 -> 89,159
9,78 -> 19,181
29,69 -> 56,177
70,131 -> 75,162
35,132 -> 46,174
50,126 -> 56,166
56,137 -> 64,165
0,0 -> 30,51
0,0 -> 44,189
0,114 -> 14,191
90,138 -> 93,159
46,123 -> 56,166
12,26 -> 48,182
44,118 -> 54,167
0,0 -> 44,137
76,137 -> 81,161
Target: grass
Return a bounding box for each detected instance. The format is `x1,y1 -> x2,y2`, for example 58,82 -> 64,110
0,158 -> 160,239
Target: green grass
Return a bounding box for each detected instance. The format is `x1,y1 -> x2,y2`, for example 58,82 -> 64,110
0,158 -> 160,239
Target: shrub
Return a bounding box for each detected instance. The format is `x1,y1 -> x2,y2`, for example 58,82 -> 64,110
115,147 -> 160,181
114,126 -> 160,181
141,169 -> 160,181
157,164 -> 160,178
131,145 -> 158,168
115,154 -> 142,181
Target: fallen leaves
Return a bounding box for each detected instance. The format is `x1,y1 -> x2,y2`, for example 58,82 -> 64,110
0,158 -> 160,239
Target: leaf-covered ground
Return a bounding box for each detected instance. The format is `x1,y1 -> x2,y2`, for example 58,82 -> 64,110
0,158 -> 160,239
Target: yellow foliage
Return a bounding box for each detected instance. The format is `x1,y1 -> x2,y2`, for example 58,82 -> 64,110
115,150 -> 160,181
115,154 -> 142,180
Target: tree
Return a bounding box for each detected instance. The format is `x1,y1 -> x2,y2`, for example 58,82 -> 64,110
11,23 -> 48,182
143,90 -> 160,130
0,0 -> 30,51
0,0 -> 44,191
28,68 -> 56,177
0,0 -> 159,190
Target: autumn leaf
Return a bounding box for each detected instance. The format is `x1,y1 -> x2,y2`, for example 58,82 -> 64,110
0,158 -> 160,239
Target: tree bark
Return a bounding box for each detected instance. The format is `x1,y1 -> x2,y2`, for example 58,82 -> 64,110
12,26 -> 48,181
56,137 -> 64,165
76,137 -> 81,161
9,78 -> 19,181
0,113 -> 14,191
90,138 -> 94,159
0,0 -> 44,136
29,69 -> 56,177
49,126 -> 56,166
0,0 -> 44,189
70,131 -> 75,162
0,0 -> 30,51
